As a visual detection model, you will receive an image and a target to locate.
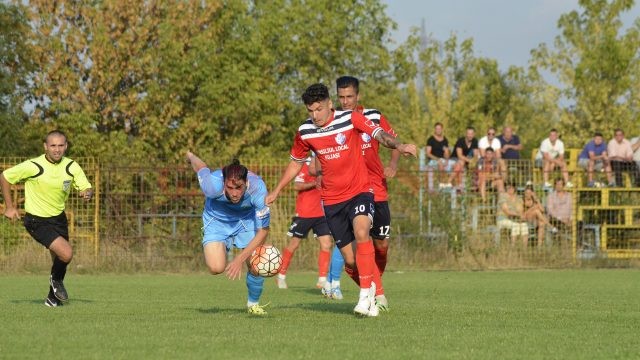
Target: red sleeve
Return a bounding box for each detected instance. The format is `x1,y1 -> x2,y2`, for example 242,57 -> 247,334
290,132 -> 310,162
379,114 -> 397,138
351,111 -> 383,138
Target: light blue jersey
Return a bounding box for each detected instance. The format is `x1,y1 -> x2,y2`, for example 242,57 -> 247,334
197,168 -> 270,249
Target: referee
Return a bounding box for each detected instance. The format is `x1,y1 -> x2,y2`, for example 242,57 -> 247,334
1,130 -> 93,307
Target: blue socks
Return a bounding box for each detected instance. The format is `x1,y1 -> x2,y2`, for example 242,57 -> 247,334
246,271 -> 264,304
328,246 -> 344,283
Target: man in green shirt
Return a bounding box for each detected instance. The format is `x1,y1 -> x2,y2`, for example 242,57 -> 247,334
1,130 -> 93,307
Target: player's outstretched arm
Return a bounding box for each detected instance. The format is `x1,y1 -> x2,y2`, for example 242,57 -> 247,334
186,151 -> 207,172
225,227 -> 269,280
0,174 -> 19,220
374,131 -> 417,157
266,160 -> 304,206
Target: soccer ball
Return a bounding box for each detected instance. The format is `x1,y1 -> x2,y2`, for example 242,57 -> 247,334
249,244 -> 282,277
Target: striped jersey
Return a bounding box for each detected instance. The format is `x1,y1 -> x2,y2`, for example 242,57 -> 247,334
196,168 -> 270,229
356,106 -> 397,202
290,110 -> 383,205
1,154 -> 92,217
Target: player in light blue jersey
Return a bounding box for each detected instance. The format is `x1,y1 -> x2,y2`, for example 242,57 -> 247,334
186,151 -> 271,316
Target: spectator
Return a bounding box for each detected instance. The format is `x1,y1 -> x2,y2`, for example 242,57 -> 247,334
498,126 -> 522,160
522,185 -> 556,247
546,178 -> 573,231
607,128 -> 640,187
537,129 -> 573,189
578,132 -> 614,187
448,126 -> 479,190
425,122 -> 455,189
477,147 -> 506,201
478,127 -> 502,159
496,182 -> 528,246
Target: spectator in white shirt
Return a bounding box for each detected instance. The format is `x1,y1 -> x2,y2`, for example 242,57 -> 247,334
478,127 -> 502,159
538,129 -> 572,189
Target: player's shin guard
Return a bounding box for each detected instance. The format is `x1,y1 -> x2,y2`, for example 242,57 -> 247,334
374,245 -> 388,275
246,271 -> 265,304
318,250 -> 330,277
355,241 -> 376,289
279,248 -> 294,275
329,246 -> 344,283
51,256 -> 69,281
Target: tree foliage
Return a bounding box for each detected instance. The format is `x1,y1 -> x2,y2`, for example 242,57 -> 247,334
18,0 -> 412,166
532,0 -> 640,146
8,0 -> 640,164
0,3 -> 39,156
413,33 -> 558,156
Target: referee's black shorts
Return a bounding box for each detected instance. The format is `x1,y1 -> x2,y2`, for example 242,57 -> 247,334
23,212 -> 69,248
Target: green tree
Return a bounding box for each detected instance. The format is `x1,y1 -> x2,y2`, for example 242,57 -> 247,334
0,3 -> 38,156
531,0 -> 640,145
18,0 -> 415,165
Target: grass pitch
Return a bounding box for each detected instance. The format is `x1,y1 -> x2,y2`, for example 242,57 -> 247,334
0,270 -> 638,359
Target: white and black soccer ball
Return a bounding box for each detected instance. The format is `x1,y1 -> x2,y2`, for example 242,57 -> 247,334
250,244 -> 282,277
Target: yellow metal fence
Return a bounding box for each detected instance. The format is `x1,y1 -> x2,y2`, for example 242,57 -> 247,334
1,155 -> 639,272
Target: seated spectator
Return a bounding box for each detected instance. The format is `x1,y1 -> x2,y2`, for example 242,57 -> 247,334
478,127 -> 502,159
546,178 -> 573,231
537,129 -> 573,189
578,132 -> 614,187
498,126 -> 522,160
607,128 -> 640,187
522,185 -> 556,247
477,147 -> 506,201
448,126 -> 479,189
425,122 -> 455,190
496,182 -> 528,246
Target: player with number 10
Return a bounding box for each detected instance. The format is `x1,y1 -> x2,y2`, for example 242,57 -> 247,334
266,83 -> 416,317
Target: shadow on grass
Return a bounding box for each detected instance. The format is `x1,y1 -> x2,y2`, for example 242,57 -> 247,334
10,298 -> 94,305
193,301 -> 354,316
195,306 -> 249,315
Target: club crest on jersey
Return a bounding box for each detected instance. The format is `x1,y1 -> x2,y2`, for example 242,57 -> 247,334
62,180 -> 71,192
361,133 -> 372,143
335,132 -> 346,145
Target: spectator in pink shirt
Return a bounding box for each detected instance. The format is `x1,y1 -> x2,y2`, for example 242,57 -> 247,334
546,178 -> 573,231
607,128 -> 640,187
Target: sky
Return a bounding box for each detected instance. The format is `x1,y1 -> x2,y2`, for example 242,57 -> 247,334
382,0 -> 640,70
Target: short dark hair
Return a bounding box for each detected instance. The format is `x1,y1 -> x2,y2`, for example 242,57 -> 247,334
302,84 -> 330,105
222,159 -> 248,183
594,132 -> 603,137
336,76 -> 359,93
485,147 -> 494,153
466,126 -> 475,131
45,130 -> 67,143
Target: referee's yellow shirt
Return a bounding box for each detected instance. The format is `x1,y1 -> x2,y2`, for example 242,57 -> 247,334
2,155 -> 92,217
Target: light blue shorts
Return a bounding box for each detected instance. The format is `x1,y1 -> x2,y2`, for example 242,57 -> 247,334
202,216 -> 258,251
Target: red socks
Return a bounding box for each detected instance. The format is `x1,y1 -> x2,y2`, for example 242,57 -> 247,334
280,248 -> 294,275
317,250 -> 330,277
374,245 -> 388,275
355,241 -> 377,289
345,263 -> 360,286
